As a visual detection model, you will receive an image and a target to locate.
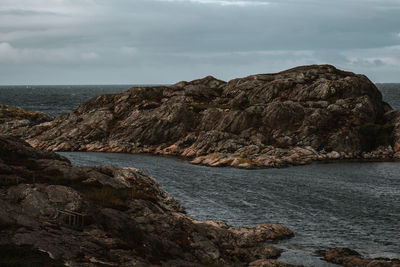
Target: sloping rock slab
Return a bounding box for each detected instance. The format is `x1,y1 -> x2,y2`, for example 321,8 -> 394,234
0,135 -> 294,266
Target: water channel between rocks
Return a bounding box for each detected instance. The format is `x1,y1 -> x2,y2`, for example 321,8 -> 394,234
60,152 -> 400,266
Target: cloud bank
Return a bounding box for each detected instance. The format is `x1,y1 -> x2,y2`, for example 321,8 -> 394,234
0,0 -> 399,84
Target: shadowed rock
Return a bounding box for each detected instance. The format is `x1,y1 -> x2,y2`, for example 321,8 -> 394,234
0,135 -> 294,266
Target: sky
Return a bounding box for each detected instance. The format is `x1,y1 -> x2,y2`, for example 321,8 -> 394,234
0,0 -> 400,84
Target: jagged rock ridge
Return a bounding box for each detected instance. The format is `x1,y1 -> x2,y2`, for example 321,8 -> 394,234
2,64 -> 400,168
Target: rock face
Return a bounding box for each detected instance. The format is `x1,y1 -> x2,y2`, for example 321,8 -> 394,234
0,104 -> 52,135
384,110 -> 400,159
2,64 -> 398,168
0,135 -> 294,266
319,248 -> 400,267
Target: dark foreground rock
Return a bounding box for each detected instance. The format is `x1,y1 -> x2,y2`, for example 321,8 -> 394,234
0,135 -> 294,266
319,248 -> 400,267
2,64 -> 399,168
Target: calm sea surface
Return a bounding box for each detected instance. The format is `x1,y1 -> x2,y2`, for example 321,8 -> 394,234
1,83 -> 399,266
0,84 -> 136,116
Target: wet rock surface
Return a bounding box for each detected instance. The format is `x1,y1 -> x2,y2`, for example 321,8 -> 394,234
1,65 -> 399,168
319,248 -> 400,267
0,135 -> 294,266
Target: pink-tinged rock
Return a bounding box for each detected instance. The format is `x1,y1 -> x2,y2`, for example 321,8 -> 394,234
394,143 -> 400,152
181,148 -> 197,157
190,157 -> 203,164
164,144 -> 179,153
211,157 -> 234,167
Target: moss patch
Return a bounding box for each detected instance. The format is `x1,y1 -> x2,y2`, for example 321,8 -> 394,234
0,105 -> 50,122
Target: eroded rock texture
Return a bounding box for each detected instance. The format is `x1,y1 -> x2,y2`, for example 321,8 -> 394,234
319,248 -> 400,267
1,64 -> 398,168
0,104 -> 52,135
0,135 -> 294,266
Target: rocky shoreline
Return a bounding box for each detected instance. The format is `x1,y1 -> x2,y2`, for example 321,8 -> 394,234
0,135 -> 295,266
319,248 -> 400,267
1,64 -> 400,266
1,65 -> 400,169
1,135 -> 399,266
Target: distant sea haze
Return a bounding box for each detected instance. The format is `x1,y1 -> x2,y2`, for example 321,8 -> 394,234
0,83 -> 399,117
0,84 -> 161,117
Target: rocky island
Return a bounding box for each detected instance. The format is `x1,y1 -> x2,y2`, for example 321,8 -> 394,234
2,64 -> 400,169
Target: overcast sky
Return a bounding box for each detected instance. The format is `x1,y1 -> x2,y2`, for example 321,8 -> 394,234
0,0 -> 399,84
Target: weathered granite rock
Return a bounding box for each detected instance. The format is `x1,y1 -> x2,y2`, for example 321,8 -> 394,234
0,135 -> 294,266
2,65 -> 398,168
0,104 -> 52,136
384,110 -> 400,159
319,248 -> 400,267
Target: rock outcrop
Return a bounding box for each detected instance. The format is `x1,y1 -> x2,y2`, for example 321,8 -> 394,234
2,64 -> 398,168
0,104 -> 52,135
319,248 -> 400,267
384,110 -> 400,159
0,135 -> 294,266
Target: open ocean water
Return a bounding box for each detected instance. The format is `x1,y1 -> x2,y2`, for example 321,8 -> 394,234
1,83 -> 400,266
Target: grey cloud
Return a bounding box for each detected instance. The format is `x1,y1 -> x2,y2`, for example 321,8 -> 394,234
0,0 -> 399,84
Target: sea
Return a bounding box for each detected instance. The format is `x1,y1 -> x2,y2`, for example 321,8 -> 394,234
0,83 -> 399,266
